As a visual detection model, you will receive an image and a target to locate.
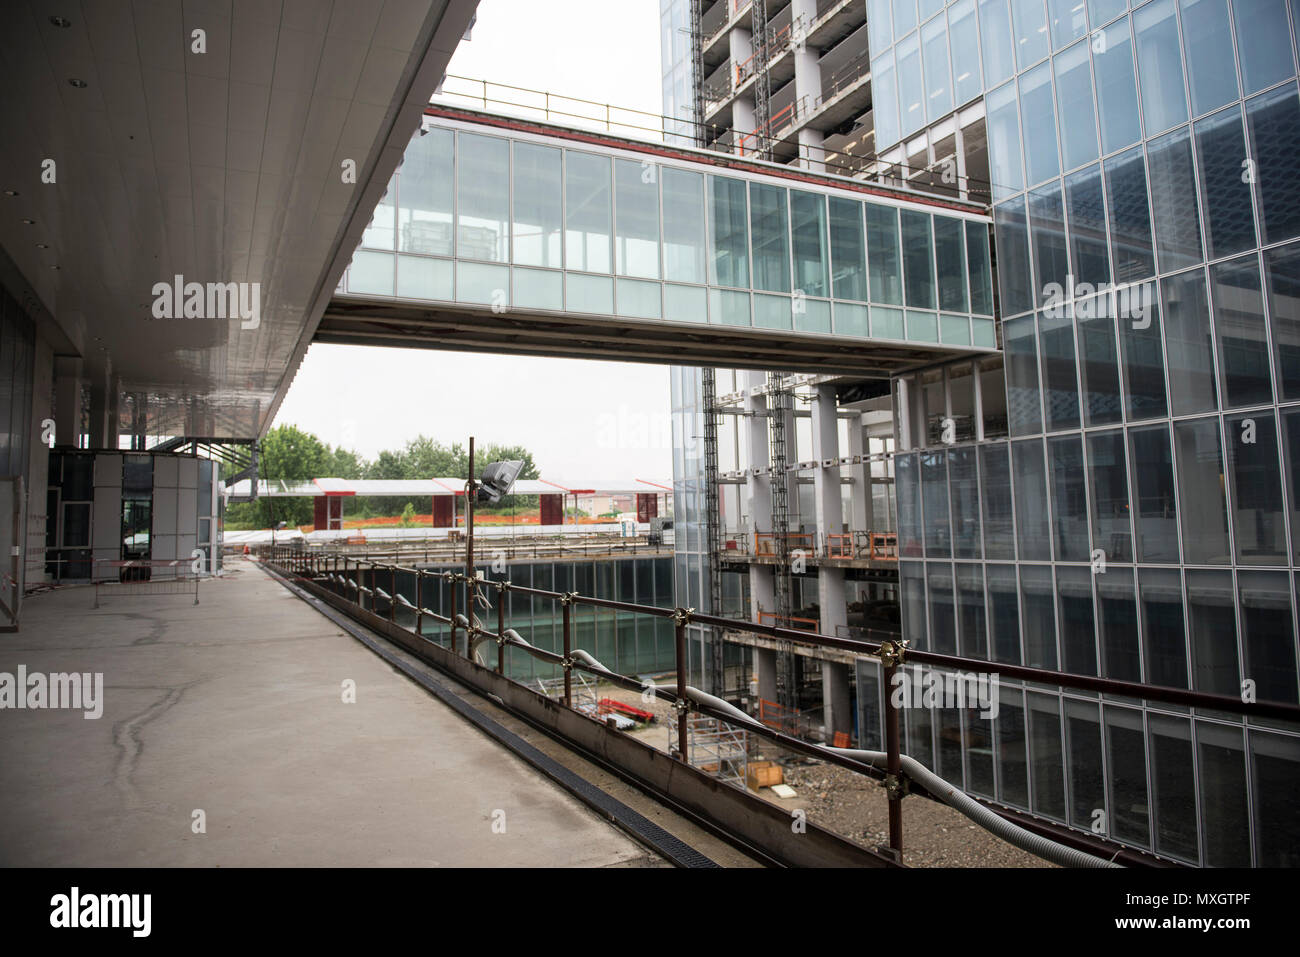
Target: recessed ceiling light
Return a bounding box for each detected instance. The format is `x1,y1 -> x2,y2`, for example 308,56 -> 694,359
35,242 -> 48,249
68,78 -> 87,89
49,264 -> 60,270
21,218 -> 35,225
3,190 -> 17,197
49,16 -> 72,28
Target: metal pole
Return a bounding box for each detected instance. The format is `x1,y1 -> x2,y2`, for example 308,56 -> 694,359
497,583 -> 506,675
416,570 -> 424,636
449,572 -> 458,654
562,597 -> 572,708
674,612 -> 689,761
466,436 -> 475,658
389,564 -> 396,623
882,640 -> 904,863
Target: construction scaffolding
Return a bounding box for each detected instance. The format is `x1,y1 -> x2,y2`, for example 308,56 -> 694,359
667,712 -> 749,789
767,371 -> 798,711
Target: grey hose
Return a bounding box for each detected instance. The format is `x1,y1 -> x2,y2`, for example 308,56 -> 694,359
440,628 -> 1121,868
659,683 -> 1119,869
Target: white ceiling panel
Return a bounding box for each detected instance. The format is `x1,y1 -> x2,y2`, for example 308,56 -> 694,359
0,0 -> 476,440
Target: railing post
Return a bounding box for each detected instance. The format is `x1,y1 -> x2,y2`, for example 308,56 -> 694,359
448,572 -> 458,654
673,607 -> 691,762
416,570 -> 424,636
561,593 -> 573,708
881,639 -> 906,863
497,581 -> 506,675
389,564 -> 396,623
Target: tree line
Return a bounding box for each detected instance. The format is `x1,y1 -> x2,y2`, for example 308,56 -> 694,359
225,424 -> 540,529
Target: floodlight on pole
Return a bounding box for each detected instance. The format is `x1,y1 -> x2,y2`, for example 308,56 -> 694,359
476,459 -> 523,504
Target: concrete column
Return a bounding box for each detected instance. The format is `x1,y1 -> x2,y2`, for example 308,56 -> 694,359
847,414 -> 870,534
87,373 -> 111,449
810,384 -> 843,542
25,337 -> 54,587
821,659 -> 852,744
106,378 -> 120,449
791,0 -> 824,170
52,356 -> 82,448
753,646 -> 778,704
743,370 -> 770,535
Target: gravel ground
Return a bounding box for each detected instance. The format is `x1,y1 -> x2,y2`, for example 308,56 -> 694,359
598,682 -> 1051,868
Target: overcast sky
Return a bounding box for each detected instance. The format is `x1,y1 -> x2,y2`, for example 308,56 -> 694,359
274,0 -> 673,482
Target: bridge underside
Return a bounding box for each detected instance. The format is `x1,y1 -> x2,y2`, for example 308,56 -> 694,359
318,296 -> 981,376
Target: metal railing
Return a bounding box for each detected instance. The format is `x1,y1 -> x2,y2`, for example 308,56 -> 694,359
264,546 -> 1300,867
91,559 -> 201,608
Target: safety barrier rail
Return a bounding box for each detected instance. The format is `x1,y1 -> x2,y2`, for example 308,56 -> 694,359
264,547 -> 1300,868
91,559 -> 201,608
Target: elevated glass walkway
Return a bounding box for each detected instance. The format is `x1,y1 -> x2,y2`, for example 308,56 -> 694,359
322,105 -> 997,376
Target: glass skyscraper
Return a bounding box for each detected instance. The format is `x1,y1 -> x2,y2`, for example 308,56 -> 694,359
667,0 -> 1300,865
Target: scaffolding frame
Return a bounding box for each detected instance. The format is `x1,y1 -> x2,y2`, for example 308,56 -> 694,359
667,712 -> 749,788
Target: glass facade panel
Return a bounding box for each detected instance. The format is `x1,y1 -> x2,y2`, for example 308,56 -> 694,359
1161,268 -> 1219,415
512,143 -> 562,267
1265,242 -> 1300,400
1011,0 -> 1050,69
1049,434 -> 1090,561
1029,693 -> 1067,818
1197,723 -> 1250,866
1066,165 -> 1110,288
1088,429 -> 1133,563
614,159 -> 660,278
1105,706 -> 1151,846
987,563 -> 1022,662
1099,568 -> 1141,682
1013,439 -> 1053,560
1021,564 -> 1059,668
902,210 -> 937,309
708,175 -> 749,287
1019,62 -> 1061,186
1238,570 -> 1299,704
1117,295 -> 1168,420
1233,0 -> 1297,95
1195,107 -> 1257,260
1058,565 -> 1098,675
951,0 -> 984,105
1093,17 -> 1143,154
1066,701 -> 1105,828
1180,0 -> 1240,116
898,33 -> 926,136
750,184 -> 791,293
457,133 -> 509,262
1104,147 -> 1156,283
1005,315 -> 1044,434
1055,43 -> 1100,173
565,151 -> 612,272
829,198 -> 867,301
1134,0 -> 1189,136
1247,85 -> 1300,246
400,128 -> 454,256
1175,418 -> 1232,563
980,0 -> 1017,88
967,222 -> 995,314
935,216 -> 969,312
1029,184 -> 1069,307
1141,567 -> 1189,688
1211,255 -> 1274,408
791,191 -> 828,297
1047,0 -> 1088,47
950,447 -> 982,558
1040,308 -> 1082,431
1225,410 -> 1288,564
922,450 -> 952,557
1129,424 -> 1180,562
994,196 -> 1035,315
866,204 -> 904,304
987,81 -> 1026,200
1147,126 -> 1204,272
980,443 -> 1016,558
662,167 -> 706,283
1077,298 -> 1124,424
922,17 -> 953,121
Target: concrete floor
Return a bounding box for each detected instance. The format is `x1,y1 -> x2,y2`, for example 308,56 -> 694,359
0,560 -> 662,867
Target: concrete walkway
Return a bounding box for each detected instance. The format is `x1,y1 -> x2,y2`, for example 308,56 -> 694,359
0,560 -> 658,867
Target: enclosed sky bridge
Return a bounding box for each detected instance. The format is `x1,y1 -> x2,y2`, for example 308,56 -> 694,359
320,105 -> 997,377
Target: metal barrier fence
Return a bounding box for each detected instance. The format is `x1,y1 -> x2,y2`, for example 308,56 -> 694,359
92,560 -> 201,608
264,547 -> 1300,868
